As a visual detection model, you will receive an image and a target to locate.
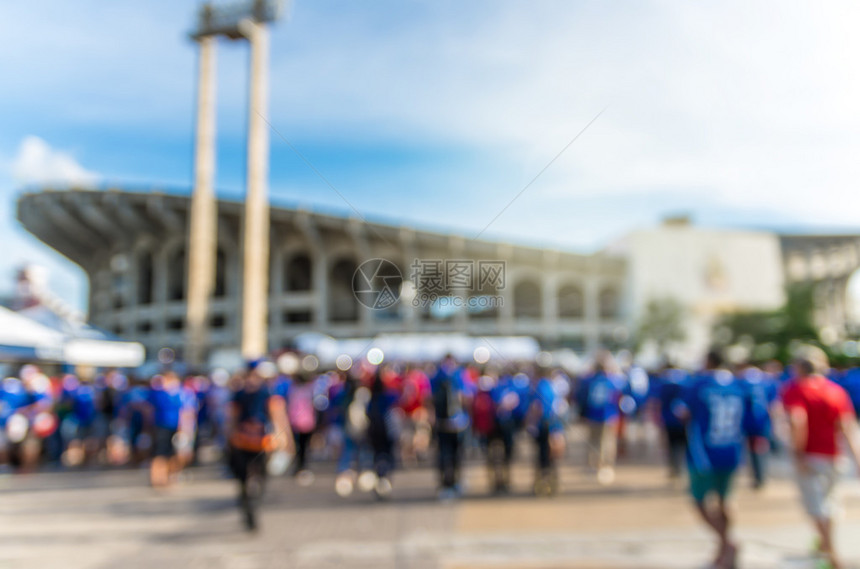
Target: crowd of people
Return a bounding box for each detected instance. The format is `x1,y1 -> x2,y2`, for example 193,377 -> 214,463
3,347 -> 860,566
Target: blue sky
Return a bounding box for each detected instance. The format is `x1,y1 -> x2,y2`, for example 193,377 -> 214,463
2,1 -> 860,311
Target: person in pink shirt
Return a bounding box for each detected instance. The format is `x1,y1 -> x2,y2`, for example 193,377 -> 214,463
288,372 -> 317,484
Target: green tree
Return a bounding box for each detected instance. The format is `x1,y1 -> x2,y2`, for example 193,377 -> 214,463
713,283 -> 820,363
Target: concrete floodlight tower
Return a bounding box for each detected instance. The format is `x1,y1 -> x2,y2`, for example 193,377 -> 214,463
186,3 -> 219,368
187,0 -> 284,365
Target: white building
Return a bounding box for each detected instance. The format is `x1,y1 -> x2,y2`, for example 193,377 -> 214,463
606,217 -> 786,365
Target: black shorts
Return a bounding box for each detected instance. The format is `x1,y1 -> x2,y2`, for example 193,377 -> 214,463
153,427 -> 177,458
229,447 -> 265,483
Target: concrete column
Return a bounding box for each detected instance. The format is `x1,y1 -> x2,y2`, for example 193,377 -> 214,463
126,253 -> 140,336
153,247 -> 169,347
497,244 -> 514,334
268,228 -> 283,344
541,251 -> 559,344
313,250 -> 329,327
542,273 -> 558,343
349,220 -> 372,334
449,237 -> 468,333
154,247 -> 169,306
240,20 -> 271,359
401,229 -> 419,332
584,275 -> 600,354
185,35 -> 218,368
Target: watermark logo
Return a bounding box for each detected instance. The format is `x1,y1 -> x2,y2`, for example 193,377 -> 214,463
352,258 -> 506,311
409,259 -> 506,311
410,259 -> 505,293
352,258 -> 403,309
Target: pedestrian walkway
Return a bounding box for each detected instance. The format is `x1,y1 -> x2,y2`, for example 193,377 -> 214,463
1,459 -> 859,568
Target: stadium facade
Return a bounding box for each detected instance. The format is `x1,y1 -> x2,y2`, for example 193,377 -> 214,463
17,188 -> 629,363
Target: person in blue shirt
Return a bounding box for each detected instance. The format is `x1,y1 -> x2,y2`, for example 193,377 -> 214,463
0,377 -> 29,424
116,377 -> 151,465
147,371 -> 197,488
0,370 -> 55,472
576,353 -> 624,485
656,365 -> 689,479
0,377 -> 31,468
58,374 -> 99,467
429,354 -> 470,499
762,359 -> 788,455
738,364 -> 774,489
617,365 -> 650,458
332,370 -> 374,497
677,351 -> 762,569
20,370 -> 55,470
836,367 -> 860,422
528,369 -> 566,496
626,366 -> 651,413
270,373 -> 292,401
487,369 -> 520,494
510,371 -> 532,429
227,361 -> 292,531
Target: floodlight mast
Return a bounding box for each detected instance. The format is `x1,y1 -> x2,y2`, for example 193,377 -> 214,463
185,0 -> 284,366
191,0 -> 283,40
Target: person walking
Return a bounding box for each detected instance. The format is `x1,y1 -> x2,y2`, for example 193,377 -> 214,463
738,364 -> 774,489
287,371 -> 317,485
366,367 -> 400,499
430,354 -> 470,499
677,351 -> 762,569
147,371 -> 197,488
576,353 -> 624,485
227,362 -> 292,531
656,365 -> 688,480
783,350 -> 860,569
528,369 -> 566,496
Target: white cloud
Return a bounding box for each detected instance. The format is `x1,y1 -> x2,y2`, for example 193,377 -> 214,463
3,0 -> 860,246
10,136 -> 99,186
0,136 -> 93,311
262,1 -> 860,228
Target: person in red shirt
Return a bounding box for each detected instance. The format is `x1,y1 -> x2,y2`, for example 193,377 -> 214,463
783,351 -> 860,569
399,365 -> 432,465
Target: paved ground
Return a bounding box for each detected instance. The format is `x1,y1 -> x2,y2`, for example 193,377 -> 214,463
3,437 -> 860,569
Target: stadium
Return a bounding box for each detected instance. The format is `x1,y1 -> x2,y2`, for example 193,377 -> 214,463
16,187 -> 628,364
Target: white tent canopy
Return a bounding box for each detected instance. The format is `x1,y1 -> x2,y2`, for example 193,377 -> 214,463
0,306 -> 144,367
294,332 -> 541,366
63,338 -> 145,368
0,306 -> 65,360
